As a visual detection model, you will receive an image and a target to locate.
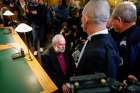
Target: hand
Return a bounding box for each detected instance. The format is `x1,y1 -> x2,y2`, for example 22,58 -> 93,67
128,75 -> 138,81
123,75 -> 138,88
31,10 -> 37,14
25,9 -> 29,13
62,83 -> 71,93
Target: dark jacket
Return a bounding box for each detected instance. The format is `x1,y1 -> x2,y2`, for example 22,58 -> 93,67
113,25 -> 140,81
27,2 -> 47,25
42,47 -> 76,91
76,34 -> 121,79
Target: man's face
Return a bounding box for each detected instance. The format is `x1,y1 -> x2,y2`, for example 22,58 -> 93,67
111,17 -> 123,33
55,39 -> 66,53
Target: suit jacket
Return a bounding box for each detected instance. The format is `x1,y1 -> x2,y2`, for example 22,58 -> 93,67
112,25 -> 140,81
76,34 -> 121,79
42,47 -> 75,90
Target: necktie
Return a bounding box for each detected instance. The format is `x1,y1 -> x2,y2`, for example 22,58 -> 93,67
57,53 -> 67,74
76,40 -> 88,67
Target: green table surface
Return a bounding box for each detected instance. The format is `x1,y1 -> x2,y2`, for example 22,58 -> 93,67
0,28 -> 43,93
0,28 -> 14,44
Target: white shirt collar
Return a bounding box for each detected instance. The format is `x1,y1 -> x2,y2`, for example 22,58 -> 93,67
87,29 -> 108,40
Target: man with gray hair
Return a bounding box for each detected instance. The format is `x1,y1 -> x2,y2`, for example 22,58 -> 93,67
42,34 -> 76,93
111,1 -> 140,81
76,0 -> 121,79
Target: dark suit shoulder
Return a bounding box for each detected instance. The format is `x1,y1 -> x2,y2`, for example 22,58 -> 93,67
42,47 -> 55,56
128,25 -> 140,44
90,34 -> 116,48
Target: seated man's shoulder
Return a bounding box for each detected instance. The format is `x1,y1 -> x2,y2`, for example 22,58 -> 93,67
42,47 -> 53,55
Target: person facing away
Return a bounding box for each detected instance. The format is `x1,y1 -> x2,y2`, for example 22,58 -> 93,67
42,34 -> 76,93
111,1 -> 140,81
76,0 -> 121,79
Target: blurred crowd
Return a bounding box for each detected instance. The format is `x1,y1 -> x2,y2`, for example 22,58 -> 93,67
1,0 -> 140,93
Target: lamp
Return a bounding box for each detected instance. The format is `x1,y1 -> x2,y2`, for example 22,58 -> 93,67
15,23 -> 33,60
3,10 -> 15,26
3,10 -> 14,16
15,23 -> 32,32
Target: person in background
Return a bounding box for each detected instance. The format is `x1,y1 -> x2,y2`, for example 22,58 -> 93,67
0,1 -> 4,26
111,1 -> 140,81
136,0 -> 140,26
52,0 -> 70,34
42,34 -> 76,93
76,0 -> 121,79
26,0 -> 47,56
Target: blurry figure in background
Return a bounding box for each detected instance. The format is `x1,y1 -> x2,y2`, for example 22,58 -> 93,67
42,34 -> 76,93
68,7 -> 88,60
136,0 -> 140,26
70,0 -> 81,9
111,1 -> 140,81
60,22 -> 72,49
26,0 -> 48,56
0,2 -> 4,26
59,9 -> 87,54
65,7 -> 87,53
8,0 -> 17,12
15,0 -> 28,22
71,34 -> 87,64
52,0 -> 70,34
76,0 -> 121,79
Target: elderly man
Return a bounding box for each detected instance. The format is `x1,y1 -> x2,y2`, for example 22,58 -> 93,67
111,1 -> 140,81
42,34 -> 75,93
76,0 -> 121,79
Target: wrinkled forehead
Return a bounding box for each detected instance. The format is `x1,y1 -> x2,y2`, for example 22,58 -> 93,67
58,38 -> 66,45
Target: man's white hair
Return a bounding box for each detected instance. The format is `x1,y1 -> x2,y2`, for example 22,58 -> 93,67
111,1 -> 137,22
52,34 -> 65,46
82,0 -> 110,24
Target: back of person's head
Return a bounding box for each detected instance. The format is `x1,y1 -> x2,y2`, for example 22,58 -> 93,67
82,0 -> 110,24
111,1 -> 137,23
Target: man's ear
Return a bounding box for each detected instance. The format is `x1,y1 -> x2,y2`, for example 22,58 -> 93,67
116,17 -> 122,23
81,15 -> 89,31
83,15 -> 88,24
